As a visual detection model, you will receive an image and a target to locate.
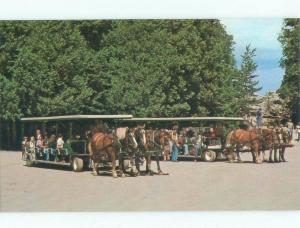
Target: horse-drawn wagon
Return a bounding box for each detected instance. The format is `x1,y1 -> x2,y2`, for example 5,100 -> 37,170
21,115 -> 133,173
121,117 -> 245,162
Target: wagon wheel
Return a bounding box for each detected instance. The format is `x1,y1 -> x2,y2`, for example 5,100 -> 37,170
72,157 -> 84,172
202,150 -> 217,162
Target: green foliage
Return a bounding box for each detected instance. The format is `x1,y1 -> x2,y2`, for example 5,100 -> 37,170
100,20 -> 239,117
236,44 -> 261,114
0,74 -> 20,121
3,21 -> 106,116
240,45 -> 261,95
278,19 -> 300,122
0,20 -> 258,120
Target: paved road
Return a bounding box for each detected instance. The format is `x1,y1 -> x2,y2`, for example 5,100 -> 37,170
1,139 -> 299,211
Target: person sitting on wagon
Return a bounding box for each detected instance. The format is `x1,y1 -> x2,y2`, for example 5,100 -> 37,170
21,136 -> 29,160
209,128 -> 216,139
56,134 -> 64,161
36,134 -> 44,159
182,131 -> 189,156
29,136 -> 36,154
48,135 -> 57,160
43,132 -> 50,160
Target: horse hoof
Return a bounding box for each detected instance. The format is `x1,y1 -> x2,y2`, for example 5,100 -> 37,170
130,172 -> 138,177
269,159 -> 273,163
92,172 -> 98,176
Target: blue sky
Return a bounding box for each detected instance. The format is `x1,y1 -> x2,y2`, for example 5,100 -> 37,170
221,19 -> 284,96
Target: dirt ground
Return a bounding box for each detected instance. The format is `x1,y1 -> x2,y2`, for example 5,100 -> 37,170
1,138 -> 300,211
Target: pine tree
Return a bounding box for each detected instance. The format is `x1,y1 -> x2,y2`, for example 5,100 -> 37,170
100,20 -> 239,117
278,19 -> 300,123
238,44 -> 261,114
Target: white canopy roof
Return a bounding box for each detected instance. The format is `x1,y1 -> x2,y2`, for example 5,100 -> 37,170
124,117 -> 244,122
21,115 -> 133,122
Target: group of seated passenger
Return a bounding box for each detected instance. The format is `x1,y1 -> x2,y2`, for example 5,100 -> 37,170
21,130 -> 68,162
159,127 -> 208,161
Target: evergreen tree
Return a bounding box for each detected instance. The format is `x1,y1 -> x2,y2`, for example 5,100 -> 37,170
8,21 -> 103,116
0,74 -> 20,121
100,20 -> 239,117
278,19 -> 300,123
238,44 -> 261,114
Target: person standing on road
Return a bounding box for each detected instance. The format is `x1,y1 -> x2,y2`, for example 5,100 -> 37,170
296,123 -> 300,142
43,132 -> 50,160
256,108 -> 263,128
171,129 -> 179,162
287,119 -> 294,140
194,131 -> 203,162
182,131 -> 189,156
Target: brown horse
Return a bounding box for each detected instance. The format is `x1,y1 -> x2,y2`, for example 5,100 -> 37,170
269,127 -> 290,162
135,128 -> 168,175
87,125 -> 119,177
260,128 -> 274,161
226,128 -> 262,163
116,127 -> 138,176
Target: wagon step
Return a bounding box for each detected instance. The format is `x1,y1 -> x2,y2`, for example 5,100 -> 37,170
33,159 -> 71,166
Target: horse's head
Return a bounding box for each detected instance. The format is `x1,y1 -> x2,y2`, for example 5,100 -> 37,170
135,127 -> 146,147
85,130 -> 92,139
127,128 -> 138,149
